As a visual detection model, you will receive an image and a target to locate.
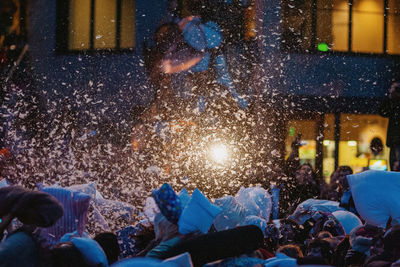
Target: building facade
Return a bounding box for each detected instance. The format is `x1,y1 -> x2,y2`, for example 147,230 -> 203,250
6,0 -> 400,180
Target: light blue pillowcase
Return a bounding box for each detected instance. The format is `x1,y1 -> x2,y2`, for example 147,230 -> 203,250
178,188 -> 222,234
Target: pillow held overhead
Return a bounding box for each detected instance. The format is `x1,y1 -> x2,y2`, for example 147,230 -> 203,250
347,170 -> 400,227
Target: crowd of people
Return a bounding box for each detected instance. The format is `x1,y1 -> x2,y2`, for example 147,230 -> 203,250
0,156 -> 399,267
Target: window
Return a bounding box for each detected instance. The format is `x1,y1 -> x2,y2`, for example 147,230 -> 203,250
388,0 -> 400,54
282,0 -> 400,54
56,0 -> 135,52
316,0 -> 349,51
338,114 -> 389,173
322,114 -> 336,182
285,119 -> 318,168
282,0 -> 313,51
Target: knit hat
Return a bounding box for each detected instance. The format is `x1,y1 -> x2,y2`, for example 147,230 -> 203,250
152,183 -> 182,224
178,188 -> 222,234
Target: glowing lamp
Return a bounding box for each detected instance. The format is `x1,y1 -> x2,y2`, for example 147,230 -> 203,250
209,143 -> 229,164
348,141 -> 357,147
323,140 -> 331,146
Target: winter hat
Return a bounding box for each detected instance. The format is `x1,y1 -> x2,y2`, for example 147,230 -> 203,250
182,19 -> 222,73
152,183 -> 183,224
178,188 -> 222,234
0,186 -> 64,227
332,210 -> 362,235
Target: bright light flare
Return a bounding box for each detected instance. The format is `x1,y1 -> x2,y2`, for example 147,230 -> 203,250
209,143 -> 229,165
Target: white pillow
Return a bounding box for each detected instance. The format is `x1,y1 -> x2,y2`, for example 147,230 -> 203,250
347,170 -> 400,227
0,178 -> 10,188
235,186 -> 272,221
213,196 -> 246,231
68,182 -> 97,199
297,199 -> 343,213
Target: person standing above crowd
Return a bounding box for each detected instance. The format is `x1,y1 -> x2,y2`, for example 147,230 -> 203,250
380,82 -> 400,171
279,134 -> 321,216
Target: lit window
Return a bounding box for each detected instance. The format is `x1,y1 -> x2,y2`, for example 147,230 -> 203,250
283,0 -> 400,55
352,0 -> 384,53
387,0 -> 400,54
282,0 -> 313,51
316,0 -> 349,51
58,0 -> 135,52
339,114 -> 389,173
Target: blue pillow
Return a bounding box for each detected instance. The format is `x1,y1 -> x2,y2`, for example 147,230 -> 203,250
178,188 -> 222,234
189,52 -> 210,72
182,18 -> 207,51
201,21 -> 222,49
178,188 -> 191,209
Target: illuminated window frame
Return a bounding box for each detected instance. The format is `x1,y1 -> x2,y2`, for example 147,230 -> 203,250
55,0 -> 135,53
282,0 -> 400,55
